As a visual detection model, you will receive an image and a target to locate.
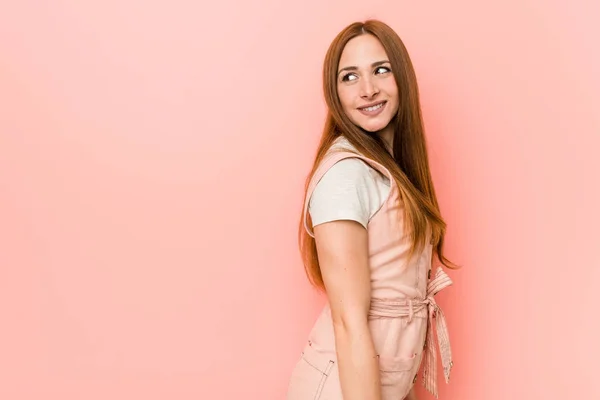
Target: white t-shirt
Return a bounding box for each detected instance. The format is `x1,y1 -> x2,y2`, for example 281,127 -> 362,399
308,137 -> 391,230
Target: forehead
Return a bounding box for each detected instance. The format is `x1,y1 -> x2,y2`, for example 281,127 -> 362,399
339,34 -> 388,67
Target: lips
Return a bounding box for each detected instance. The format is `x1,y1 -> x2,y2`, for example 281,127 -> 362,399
357,100 -> 387,117
357,100 -> 387,110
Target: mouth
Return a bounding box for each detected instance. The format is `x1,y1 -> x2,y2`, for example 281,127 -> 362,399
357,100 -> 387,116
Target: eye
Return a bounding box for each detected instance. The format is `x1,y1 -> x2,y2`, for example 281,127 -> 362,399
341,73 -> 358,82
375,66 -> 391,75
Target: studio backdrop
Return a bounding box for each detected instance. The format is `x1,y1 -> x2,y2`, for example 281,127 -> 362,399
1,1 -> 598,399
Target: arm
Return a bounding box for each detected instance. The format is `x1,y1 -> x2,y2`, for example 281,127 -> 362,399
313,219 -> 381,400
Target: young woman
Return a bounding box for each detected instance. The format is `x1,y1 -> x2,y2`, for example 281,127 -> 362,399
286,20 -> 460,400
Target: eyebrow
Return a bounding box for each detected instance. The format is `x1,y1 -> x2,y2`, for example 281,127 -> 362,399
337,60 -> 390,75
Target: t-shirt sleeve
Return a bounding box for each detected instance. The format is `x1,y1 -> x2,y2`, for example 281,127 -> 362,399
308,158 -> 380,230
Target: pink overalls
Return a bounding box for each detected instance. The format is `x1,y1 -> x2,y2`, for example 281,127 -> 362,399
287,150 -> 454,399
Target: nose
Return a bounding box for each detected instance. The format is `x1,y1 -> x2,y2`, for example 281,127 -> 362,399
360,76 -> 379,99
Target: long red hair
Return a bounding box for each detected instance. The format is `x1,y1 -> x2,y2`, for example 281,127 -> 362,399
298,19 -> 461,291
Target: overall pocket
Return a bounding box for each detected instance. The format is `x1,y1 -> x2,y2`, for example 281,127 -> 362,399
378,351 -> 421,399
292,343 -> 335,400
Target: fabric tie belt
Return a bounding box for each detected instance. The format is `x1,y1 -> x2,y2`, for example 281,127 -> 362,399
368,268 -> 454,399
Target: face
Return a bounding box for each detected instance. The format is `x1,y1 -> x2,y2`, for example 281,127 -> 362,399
336,34 -> 399,135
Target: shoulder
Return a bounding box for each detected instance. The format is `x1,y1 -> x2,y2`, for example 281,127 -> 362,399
305,136 -> 392,232
321,136 -> 389,185
327,157 -> 372,179
312,154 -> 378,200
328,135 -> 358,153
308,157 -> 384,230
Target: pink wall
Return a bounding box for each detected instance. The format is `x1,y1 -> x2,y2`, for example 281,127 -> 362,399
1,1 -> 598,399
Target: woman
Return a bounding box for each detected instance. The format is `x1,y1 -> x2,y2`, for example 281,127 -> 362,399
286,19 -> 460,400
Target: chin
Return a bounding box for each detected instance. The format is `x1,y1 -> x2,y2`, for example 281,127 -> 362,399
358,120 -> 390,133
352,111 -> 392,132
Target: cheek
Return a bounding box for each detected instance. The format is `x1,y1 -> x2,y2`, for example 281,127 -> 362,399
337,89 -> 347,105
388,94 -> 400,112
337,88 -> 356,114
385,82 -> 399,102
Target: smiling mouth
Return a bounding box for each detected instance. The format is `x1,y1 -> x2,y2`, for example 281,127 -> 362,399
358,101 -> 386,112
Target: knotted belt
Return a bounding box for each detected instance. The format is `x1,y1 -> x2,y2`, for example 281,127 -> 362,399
369,268 -> 454,399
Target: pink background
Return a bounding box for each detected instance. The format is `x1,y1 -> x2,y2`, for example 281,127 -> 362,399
1,1 -> 598,399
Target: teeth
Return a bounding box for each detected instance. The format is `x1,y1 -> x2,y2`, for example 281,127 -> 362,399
362,103 -> 384,112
